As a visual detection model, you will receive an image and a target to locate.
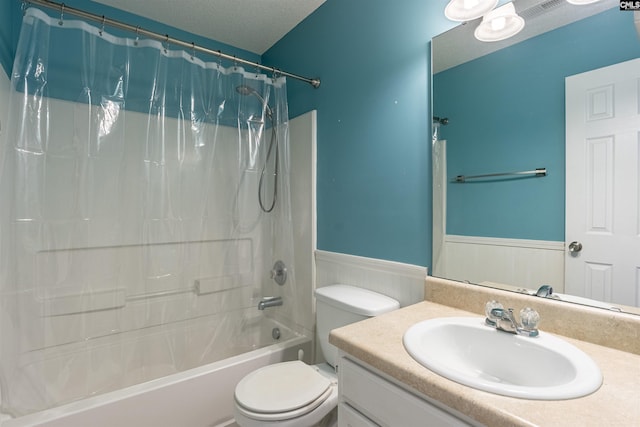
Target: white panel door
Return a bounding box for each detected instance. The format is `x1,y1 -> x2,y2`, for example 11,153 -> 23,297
565,58 -> 640,307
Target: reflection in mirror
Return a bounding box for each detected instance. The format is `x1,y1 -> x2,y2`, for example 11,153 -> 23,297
432,0 -> 640,315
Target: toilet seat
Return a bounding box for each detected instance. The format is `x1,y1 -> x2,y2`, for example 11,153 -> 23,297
236,386 -> 334,421
234,361 -> 337,422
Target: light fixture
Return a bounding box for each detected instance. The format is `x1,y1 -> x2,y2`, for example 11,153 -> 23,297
566,0 -> 601,4
444,0 -> 498,22
474,2 -> 525,42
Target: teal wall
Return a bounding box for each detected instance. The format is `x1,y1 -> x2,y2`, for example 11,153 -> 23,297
0,0 -> 19,76
434,8 -> 640,242
264,1 -> 455,267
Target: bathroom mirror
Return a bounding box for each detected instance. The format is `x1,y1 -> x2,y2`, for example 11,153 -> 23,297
431,0 -> 640,315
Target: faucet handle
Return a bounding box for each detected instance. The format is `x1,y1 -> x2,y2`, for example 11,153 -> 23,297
519,307 -> 540,331
484,300 -> 504,326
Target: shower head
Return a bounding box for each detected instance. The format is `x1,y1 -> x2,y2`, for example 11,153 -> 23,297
236,85 -> 255,96
235,84 -> 279,213
236,85 -> 273,119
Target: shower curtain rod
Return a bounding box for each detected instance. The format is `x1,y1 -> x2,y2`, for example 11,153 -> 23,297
23,0 -> 321,88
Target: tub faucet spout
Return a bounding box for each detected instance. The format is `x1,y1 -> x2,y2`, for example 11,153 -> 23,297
258,296 -> 283,310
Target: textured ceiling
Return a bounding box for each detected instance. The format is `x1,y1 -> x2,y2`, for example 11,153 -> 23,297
94,0 -> 326,54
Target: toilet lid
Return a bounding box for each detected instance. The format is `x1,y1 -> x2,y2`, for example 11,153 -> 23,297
235,361 -> 332,414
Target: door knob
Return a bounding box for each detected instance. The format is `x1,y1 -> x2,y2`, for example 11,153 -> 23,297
568,241 -> 583,253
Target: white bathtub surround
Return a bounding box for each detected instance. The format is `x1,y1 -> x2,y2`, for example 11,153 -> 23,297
0,69 -> 7,141
0,109 -> 317,427
1,328 -> 310,427
263,110 -> 317,340
0,67 -> 8,425
0,93 -> 290,415
0,9 -> 311,419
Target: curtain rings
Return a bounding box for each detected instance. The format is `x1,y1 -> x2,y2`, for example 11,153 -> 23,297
163,34 -> 169,54
58,3 -> 65,26
99,15 -> 105,36
134,26 -> 140,46
191,42 -> 196,61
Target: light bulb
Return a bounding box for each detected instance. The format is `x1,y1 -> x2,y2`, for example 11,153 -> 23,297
491,16 -> 506,31
445,0 -> 498,22
463,0 -> 480,9
474,2 -> 524,42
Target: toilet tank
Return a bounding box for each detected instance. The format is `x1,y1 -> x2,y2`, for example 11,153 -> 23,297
315,284 -> 399,367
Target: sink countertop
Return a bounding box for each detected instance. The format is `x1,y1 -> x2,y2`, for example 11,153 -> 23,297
329,301 -> 640,427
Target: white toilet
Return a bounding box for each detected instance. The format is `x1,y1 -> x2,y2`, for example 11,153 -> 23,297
233,284 -> 400,427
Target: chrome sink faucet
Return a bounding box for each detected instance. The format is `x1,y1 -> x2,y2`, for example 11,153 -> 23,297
485,301 -> 540,337
536,284 -> 554,298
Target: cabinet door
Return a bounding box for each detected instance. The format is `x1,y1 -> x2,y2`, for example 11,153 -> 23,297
339,357 -> 471,427
339,403 -> 379,427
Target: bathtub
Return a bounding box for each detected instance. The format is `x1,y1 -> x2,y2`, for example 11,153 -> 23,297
1,318 -> 311,427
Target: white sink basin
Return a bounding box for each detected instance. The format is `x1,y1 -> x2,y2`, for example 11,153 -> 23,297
403,317 -> 602,400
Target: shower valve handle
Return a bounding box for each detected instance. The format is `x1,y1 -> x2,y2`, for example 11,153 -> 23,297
271,260 -> 287,286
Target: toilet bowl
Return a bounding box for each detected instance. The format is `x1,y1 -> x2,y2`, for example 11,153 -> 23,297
233,284 -> 400,427
233,361 -> 338,427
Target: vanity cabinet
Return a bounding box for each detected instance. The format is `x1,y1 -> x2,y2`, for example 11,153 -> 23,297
337,354 -> 477,427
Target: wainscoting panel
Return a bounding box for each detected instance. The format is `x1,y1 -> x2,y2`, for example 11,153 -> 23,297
438,235 -> 565,292
315,250 -> 426,308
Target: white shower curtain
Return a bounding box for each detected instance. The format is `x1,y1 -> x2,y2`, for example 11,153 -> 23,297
0,8 -> 296,416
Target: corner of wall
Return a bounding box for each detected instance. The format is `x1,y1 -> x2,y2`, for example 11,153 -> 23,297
1,0 -> 23,88
0,3 -> 13,80
0,62 -> 10,143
